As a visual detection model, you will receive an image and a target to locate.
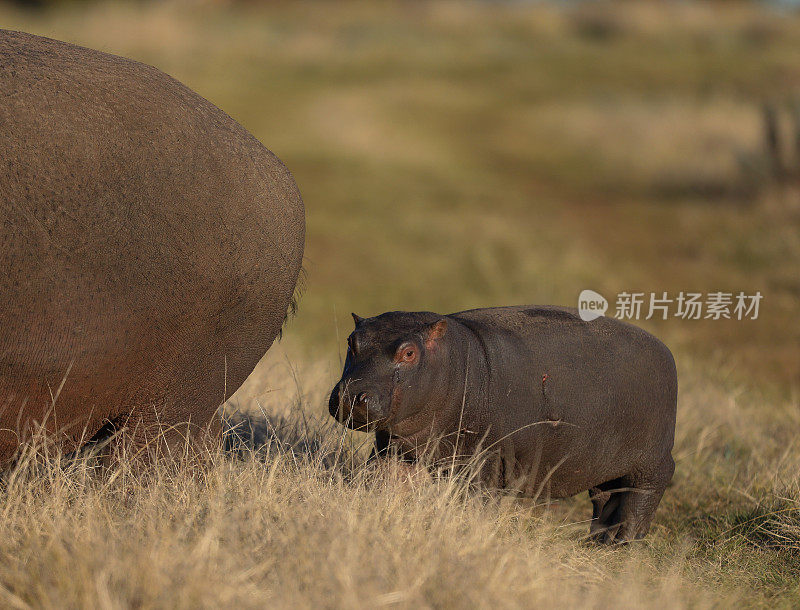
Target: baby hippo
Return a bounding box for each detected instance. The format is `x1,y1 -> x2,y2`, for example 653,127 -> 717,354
329,306 -> 677,543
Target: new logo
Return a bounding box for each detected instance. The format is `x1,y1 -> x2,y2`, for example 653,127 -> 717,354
578,289 -> 608,321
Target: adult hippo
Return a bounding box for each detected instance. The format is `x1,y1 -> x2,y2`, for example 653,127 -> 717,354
0,30 -> 305,462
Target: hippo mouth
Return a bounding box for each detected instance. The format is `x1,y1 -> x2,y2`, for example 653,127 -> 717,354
331,407 -> 389,432
328,383 -> 392,431
345,386 -> 405,433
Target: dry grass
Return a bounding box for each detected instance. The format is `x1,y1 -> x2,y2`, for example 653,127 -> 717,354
0,353 -> 795,608
1,0 -> 799,606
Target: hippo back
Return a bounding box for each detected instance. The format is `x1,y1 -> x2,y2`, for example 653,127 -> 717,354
0,30 -> 305,460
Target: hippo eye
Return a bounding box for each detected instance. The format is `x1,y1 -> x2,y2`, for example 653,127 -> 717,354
396,343 -> 417,364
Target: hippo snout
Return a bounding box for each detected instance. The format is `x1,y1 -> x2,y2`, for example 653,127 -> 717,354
328,382 -> 386,430
328,383 -> 344,420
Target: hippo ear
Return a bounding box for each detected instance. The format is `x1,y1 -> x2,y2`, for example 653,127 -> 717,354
351,313 -> 364,327
424,319 -> 447,350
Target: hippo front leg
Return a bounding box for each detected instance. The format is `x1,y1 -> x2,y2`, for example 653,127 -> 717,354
370,429 -> 392,461
370,430 -> 416,463
368,430 -> 431,487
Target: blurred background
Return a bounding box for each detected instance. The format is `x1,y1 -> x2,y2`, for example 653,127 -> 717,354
3,0 -> 798,400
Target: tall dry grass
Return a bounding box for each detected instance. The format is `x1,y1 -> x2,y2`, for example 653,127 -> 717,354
0,351 -> 795,608
0,350 -> 800,608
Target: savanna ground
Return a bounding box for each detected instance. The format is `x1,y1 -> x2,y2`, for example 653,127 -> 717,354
2,1 -> 800,607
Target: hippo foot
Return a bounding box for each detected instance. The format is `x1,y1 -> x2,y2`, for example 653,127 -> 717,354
587,458 -> 674,544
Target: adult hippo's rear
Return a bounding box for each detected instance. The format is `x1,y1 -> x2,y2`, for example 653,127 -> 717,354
0,30 -> 305,462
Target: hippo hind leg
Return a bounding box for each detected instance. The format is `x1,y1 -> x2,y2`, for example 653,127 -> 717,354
588,478 -> 624,542
77,405 -> 221,467
588,455 -> 675,544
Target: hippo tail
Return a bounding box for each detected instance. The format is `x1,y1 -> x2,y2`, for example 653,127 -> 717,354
278,265 -> 306,339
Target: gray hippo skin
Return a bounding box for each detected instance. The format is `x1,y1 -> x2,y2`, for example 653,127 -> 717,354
0,30 -> 305,462
329,306 -> 677,543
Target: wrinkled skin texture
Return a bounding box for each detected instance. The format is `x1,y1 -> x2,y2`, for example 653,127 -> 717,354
0,30 -> 305,463
330,307 -> 677,543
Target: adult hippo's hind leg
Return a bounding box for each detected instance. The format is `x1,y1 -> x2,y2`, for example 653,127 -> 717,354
121,406 -> 222,463
80,402 -> 223,467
